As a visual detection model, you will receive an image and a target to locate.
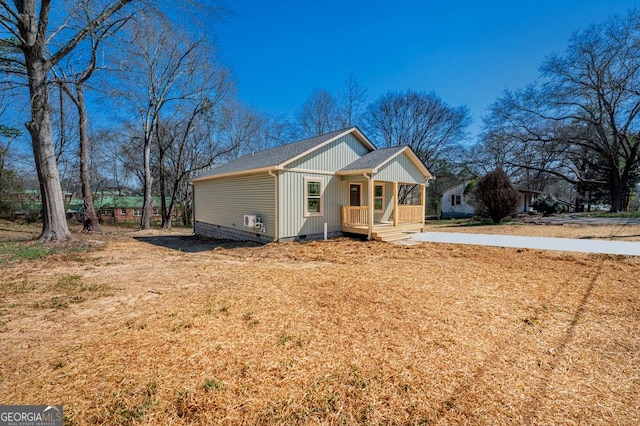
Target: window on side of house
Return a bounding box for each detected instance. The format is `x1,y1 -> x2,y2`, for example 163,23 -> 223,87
120,208 -> 126,215
374,184 -> 384,211
304,178 -> 323,217
455,195 -> 461,205
133,209 -> 142,217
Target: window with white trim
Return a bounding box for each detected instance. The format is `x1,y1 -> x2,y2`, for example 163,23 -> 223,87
304,178 -> 323,216
374,184 -> 384,211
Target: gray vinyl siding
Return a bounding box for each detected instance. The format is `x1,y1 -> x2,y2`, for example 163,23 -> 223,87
374,152 -> 427,183
193,173 -> 276,239
287,133 -> 371,172
279,171 -> 345,238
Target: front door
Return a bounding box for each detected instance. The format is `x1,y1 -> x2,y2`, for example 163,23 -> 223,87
350,183 -> 361,206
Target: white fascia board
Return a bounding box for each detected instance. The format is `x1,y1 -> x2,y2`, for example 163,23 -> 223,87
335,168 -> 374,176
189,166 -> 276,183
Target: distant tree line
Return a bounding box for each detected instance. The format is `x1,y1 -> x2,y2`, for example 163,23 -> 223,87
470,10 -> 640,213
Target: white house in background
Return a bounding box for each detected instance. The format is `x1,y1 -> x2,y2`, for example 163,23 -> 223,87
441,181 -> 542,219
515,188 -> 543,213
189,127 -> 434,243
441,181 -> 475,219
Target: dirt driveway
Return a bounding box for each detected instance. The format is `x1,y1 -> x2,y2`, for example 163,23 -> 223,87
529,215 -> 640,226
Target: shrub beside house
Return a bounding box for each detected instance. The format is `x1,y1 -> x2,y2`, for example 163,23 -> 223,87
441,181 -> 542,219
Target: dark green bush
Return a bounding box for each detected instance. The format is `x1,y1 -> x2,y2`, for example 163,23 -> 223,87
532,195 -> 561,217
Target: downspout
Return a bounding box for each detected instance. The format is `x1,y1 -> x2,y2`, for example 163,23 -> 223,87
268,169 -> 279,242
364,172 -> 373,240
190,182 -> 195,235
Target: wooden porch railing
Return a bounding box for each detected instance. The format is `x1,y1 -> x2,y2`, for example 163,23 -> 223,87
343,205 -> 423,227
342,205 -> 368,227
397,205 -> 424,224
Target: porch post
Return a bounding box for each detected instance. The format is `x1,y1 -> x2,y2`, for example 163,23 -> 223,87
421,183 -> 426,225
393,181 -> 398,226
368,176 -> 374,239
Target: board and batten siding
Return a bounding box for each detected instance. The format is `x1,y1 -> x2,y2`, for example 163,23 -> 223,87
194,173 -> 276,238
375,181 -> 394,222
278,171 -> 344,239
374,152 -> 427,184
287,133 -> 371,172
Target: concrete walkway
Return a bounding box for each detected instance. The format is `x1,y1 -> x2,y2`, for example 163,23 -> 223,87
409,232 -> 640,256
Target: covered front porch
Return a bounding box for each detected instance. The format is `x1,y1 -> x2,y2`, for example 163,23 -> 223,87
341,181 -> 426,242
335,144 -> 432,242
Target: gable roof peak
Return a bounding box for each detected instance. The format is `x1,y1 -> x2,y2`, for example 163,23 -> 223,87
190,127 -> 374,182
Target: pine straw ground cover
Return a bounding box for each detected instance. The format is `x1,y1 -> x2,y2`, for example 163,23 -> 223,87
425,221 -> 640,241
1,221 -> 639,424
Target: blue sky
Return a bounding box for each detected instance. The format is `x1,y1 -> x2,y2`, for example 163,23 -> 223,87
215,0 -> 639,140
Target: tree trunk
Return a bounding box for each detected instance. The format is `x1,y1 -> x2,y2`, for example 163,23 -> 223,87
159,159 -> 171,230
608,175 -> 625,213
77,85 -> 102,232
574,182 -> 586,213
26,59 -> 73,242
140,139 -> 153,229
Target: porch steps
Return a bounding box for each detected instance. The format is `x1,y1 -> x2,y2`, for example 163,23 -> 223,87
372,228 -> 411,242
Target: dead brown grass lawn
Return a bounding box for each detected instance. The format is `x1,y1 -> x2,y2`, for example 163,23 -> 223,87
1,221 -> 639,425
426,221 -> 640,241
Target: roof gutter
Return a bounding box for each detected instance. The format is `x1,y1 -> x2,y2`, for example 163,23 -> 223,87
189,166 -> 276,183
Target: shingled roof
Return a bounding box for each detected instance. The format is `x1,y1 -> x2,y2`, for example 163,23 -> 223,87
191,128 -> 372,181
339,146 -> 406,172
337,145 -> 433,179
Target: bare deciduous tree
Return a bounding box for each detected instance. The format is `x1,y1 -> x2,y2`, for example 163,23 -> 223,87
297,89 -> 341,137
217,101 -> 264,160
0,0 -> 134,241
113,10 -> 231,229
159,107 -> 230,228
338,74 -> 367,128
481,10 -> 640,212
54,6 -> 131,232
365,90 -> 471,172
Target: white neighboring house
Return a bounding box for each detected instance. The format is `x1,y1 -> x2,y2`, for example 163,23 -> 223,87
515,188 -> 543,214
441,181 -> 475,219
441,181 -> 541,219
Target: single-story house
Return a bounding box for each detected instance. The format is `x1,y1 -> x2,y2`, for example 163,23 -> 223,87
190,127 -> 434,242
441,181 -> 542,219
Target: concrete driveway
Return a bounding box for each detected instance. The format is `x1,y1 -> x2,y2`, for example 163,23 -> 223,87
409,232 -> 640,256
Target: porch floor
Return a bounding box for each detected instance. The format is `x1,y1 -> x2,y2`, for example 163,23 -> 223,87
343,222 -> 425,242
